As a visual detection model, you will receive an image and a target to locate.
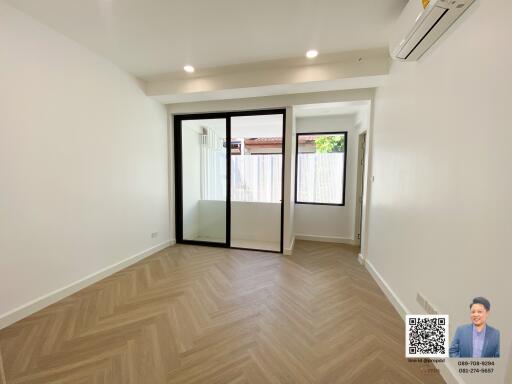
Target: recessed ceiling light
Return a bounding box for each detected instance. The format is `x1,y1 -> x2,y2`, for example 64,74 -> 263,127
306,50 -> 318,59
183,65 -> 195,73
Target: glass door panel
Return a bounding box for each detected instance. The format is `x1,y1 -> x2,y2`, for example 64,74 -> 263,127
230,114 -> 284,252
181,118 -> 227,244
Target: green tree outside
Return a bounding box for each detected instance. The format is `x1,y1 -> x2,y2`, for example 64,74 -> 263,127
315,135 -> 345,153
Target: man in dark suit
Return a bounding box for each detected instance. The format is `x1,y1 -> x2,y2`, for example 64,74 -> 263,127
449,297 -> 500,358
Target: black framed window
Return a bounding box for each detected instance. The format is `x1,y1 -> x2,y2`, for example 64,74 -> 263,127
295,131 -> 347,206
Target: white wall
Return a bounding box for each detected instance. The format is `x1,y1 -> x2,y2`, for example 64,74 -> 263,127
197,200 -> 226,241
369,1 -> 511,383
167,89 -> 374,115
294,115 -> 359,242
185,200 -> 280,245
231,202 -> 281,244
0,2 -> 169,326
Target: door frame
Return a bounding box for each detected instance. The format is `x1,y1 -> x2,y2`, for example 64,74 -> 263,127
173,108 -> 286,253
354,131 -> 368,252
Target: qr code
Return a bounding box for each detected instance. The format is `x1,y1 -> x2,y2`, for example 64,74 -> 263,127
406,315 -> 449,358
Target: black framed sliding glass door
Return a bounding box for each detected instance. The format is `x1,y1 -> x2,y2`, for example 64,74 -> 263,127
174,109 -> 285,253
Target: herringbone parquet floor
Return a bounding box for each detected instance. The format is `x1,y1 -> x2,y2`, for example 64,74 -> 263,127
0,241 -> 445,384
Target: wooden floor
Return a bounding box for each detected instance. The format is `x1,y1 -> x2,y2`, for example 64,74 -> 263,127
0,241 -> 445,384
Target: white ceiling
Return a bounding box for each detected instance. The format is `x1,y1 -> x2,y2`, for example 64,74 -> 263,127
6,0 -> 406,79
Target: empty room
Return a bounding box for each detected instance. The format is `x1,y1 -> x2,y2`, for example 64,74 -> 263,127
0,1 -> 510,383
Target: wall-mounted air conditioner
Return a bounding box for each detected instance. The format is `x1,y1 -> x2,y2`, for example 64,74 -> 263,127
390,0 -> 475,61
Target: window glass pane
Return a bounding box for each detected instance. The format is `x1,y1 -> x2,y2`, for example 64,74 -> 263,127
230,115 -> 283,203
296,132 -> 346,205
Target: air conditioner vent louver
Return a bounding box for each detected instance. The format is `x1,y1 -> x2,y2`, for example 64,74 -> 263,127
398,6 -> 448,60
390,0 -> 475,61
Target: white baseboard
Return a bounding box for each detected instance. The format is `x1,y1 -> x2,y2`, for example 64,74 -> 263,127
283,236 -> 295,255
294,234 -> 357,245
364,259 -> 464,384
364,259 -> 409,318
357,253 -> 364,265
0,240 -> 175,331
